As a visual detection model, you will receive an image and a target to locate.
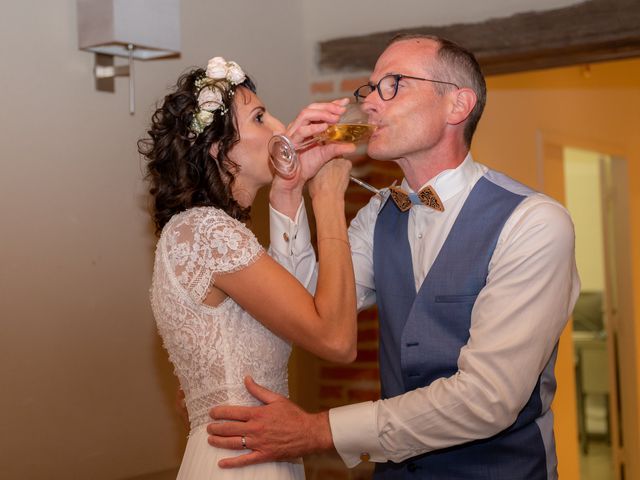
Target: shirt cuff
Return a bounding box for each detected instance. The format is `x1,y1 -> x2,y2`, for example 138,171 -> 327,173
329,401 -> 386,468
269,201 -> 311,256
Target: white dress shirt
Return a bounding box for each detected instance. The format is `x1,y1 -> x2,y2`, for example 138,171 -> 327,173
269,155 -> 580,467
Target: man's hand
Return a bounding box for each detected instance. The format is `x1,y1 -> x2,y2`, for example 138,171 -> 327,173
207,376 -> 334,468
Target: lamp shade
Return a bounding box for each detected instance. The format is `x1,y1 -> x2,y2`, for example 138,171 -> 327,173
77,0 -> 180,60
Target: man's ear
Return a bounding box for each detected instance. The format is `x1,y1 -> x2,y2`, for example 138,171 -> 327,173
448,88 -> 477,126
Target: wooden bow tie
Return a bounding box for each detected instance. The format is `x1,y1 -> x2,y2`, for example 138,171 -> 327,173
389,185 -> 445,212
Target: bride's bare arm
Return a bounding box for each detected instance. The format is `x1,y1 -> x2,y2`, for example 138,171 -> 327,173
213,159 -> 357,363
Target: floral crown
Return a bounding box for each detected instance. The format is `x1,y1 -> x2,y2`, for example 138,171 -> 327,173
189,57 -> 246,136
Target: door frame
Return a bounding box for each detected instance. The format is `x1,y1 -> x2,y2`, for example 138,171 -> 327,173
537,130 -> 638,480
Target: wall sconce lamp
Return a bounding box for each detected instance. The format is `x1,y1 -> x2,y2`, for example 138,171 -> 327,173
77,0 -> 181,114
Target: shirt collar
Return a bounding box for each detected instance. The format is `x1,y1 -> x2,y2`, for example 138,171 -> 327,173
401,153 -> 476,205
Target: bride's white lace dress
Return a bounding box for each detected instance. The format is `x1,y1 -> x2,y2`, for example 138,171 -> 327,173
150,207 -> 304,479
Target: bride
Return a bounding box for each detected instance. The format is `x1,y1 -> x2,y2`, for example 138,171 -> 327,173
138,57 -> 357,479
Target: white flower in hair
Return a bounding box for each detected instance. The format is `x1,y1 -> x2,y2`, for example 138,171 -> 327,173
198,87 -> 223,112
190,56 -> 247,136
196,109 -> 213,125
206,57 -> 228,79
226,61 -> 246,84
190,57 -> 246,135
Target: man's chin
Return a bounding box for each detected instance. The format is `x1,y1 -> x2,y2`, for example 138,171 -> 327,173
366,145 -> 395,162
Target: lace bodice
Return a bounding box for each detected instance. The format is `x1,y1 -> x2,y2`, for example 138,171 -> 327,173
150,207 -> 291,430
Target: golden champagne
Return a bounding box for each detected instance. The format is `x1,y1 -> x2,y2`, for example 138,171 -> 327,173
324,123 -> 376,144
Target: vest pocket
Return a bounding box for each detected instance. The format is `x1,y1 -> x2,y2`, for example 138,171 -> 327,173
434,294 -> 478,303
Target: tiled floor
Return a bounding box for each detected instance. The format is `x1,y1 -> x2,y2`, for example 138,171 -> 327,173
580,441 -> 614,480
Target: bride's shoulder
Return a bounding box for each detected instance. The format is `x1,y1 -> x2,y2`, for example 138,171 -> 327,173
166,206 -> 247,234
158,208 -> 261,263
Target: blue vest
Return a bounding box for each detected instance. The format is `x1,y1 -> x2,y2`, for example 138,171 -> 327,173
372,172 -> 557,479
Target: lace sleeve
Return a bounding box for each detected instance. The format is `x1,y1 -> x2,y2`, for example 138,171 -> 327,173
163,207 -> 265,303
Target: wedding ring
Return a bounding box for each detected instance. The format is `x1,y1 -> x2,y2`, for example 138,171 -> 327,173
241,435 -> 247,449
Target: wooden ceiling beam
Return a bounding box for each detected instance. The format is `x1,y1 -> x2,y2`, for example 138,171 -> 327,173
319,0 -> 640,75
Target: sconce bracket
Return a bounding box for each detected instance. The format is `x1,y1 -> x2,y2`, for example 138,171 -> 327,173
92,47 -> 136,115
94,53 -> 131,92
94,53 -> 115,93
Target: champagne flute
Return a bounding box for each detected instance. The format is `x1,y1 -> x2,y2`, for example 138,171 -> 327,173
268,103 -> 377,185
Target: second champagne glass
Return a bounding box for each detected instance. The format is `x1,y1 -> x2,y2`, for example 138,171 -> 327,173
268,103 -> 375,179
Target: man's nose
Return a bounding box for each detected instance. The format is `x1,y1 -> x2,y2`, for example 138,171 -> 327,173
361,95 -> 379,117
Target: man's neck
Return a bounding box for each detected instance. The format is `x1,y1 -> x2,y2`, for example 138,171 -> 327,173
397,145 -> 469,191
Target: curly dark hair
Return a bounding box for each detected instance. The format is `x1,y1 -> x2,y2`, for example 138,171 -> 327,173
138,68 -> 257,234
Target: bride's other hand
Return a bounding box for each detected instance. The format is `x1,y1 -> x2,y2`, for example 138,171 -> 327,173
308,157 -> 352,201
271,98 -> 356,189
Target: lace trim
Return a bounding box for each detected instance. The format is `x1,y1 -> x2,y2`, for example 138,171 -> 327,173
161,207 -> 264,303
187,381 -> 289,430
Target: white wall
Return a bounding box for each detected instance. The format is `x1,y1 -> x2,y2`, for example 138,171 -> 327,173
0,1 -> 306,479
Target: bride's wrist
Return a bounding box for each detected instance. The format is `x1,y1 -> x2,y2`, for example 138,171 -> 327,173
270,182 -> 304,218
312,192 -> 345,211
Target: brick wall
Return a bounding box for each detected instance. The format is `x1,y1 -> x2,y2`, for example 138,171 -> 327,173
302,75 -> 404,480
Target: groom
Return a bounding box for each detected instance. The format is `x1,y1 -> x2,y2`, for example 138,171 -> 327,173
207,34 -> 580,479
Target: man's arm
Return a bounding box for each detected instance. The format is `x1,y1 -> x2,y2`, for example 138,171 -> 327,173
330,196 -> 581,465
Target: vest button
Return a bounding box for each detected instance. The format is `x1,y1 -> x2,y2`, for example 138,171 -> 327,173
407,462 -> 417,472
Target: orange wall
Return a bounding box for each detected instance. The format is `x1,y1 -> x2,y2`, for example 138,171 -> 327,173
474,58 -> 640,479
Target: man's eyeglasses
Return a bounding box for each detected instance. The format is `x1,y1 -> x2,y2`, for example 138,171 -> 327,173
353,74 -> 459,102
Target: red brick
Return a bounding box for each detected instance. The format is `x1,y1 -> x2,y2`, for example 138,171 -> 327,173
347,388 -> 380,402
310,81 -> 334,94
356,348 -> 378,362
358,308 -> 378,322
340,76 -> 370,93
319,385 -> 344,399
320,366 -> 379,381
357,328 -> 378,343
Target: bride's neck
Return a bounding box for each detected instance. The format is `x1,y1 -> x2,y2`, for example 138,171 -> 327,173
232,185 -> 257,209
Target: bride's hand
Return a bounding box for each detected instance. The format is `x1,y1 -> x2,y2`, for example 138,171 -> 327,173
272,98 -> 356,190
308,158 -> 352,201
